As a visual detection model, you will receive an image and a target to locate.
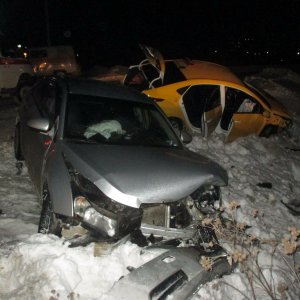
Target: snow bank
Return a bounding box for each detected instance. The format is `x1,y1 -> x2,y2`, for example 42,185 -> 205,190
0,234 -> 165,300
246,68 -> 300,108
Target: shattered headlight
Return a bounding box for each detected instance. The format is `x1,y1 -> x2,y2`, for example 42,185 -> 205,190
74,195 -> 90,217
70,171 -> 142,238
190,185 -> 222,215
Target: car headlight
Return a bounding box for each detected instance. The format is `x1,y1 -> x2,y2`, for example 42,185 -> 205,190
74,195 -> 90,218
190,185 -> 222,214
70,169 -> 142,238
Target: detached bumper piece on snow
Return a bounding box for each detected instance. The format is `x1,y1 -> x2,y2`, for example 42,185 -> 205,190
107,246 -> 233,300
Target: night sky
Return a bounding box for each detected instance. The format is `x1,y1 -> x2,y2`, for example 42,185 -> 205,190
1,0 -> 300,67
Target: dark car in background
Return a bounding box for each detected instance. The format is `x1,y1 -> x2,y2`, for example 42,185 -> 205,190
14,76 -> 228,244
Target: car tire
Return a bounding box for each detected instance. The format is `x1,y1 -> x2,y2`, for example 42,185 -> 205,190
14,124 -> 24,160
260,125 -> 277,138
38,188 -> 62,236
169,117 -> 184,135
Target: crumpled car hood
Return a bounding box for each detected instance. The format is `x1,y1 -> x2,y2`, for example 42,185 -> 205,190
266,96 -> 292,119
61,142 -> 228,208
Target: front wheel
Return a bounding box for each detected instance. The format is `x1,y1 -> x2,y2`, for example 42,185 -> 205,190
38,189 -> 62,236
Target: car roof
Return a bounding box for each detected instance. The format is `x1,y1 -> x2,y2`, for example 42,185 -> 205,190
169,59 -> 244,86
64,77 -> 153,104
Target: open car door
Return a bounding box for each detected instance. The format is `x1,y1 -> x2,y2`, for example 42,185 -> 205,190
201,85 -> 222,137
139,45 -> 166,87
181,84 -> 222,137
226,113 -> 265,142
202,105 -> 222,137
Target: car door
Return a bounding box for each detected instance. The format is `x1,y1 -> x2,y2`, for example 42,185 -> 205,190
20,79 -> 58,190
224,87 -> 266,142
181,84 -> 222,137
139,45 -> 166,88
201,85 -> 222,137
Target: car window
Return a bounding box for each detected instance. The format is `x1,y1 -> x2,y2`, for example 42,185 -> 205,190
225,87 -> 262,114
41,83 -> 56,119
64,94 -> 181,148
182,85 -> 221,128
220,87 -> 263,130
31,80 -> 61,123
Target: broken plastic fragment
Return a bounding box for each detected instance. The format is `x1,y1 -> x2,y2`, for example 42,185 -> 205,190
257,182 -> 272,189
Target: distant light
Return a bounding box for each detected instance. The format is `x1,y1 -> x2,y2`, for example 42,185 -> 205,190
297,52 -> 300,55
246,51 -> 250,54
17,44 -> 22,48
266,51 -> 269,54
214,50 -> 218,53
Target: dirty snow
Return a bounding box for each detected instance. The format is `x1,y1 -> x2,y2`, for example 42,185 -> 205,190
0,68 -> 299,299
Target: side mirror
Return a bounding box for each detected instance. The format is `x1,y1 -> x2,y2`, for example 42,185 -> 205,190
180,130 -> 193,144
27,118 -> 50,132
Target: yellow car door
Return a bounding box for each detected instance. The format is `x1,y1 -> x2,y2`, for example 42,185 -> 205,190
139,45 -> 166,87
223,87 -> 266,142
202,104 -> 222,137
181,84 -> 222,137
201,85 -> 222,137
226,112 -> 266,142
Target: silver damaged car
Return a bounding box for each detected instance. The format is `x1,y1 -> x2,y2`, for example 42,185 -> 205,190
15,76 -> 228,244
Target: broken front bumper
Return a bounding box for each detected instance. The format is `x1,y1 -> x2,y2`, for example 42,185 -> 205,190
107,246 -> 233,300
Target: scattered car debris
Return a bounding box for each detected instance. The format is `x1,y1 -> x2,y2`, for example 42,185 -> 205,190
257,182 -> 272,189
107,245 -> 234,300
281,200 -> 300,215
286,147 -> 300,152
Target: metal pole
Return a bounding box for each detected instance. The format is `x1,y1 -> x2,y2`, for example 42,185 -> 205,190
45,0 -> 51,46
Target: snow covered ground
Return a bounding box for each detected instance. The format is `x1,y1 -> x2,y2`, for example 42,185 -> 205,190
0,68 -> 299,300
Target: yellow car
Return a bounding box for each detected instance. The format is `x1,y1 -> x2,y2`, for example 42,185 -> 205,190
124,46 -> 292,142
